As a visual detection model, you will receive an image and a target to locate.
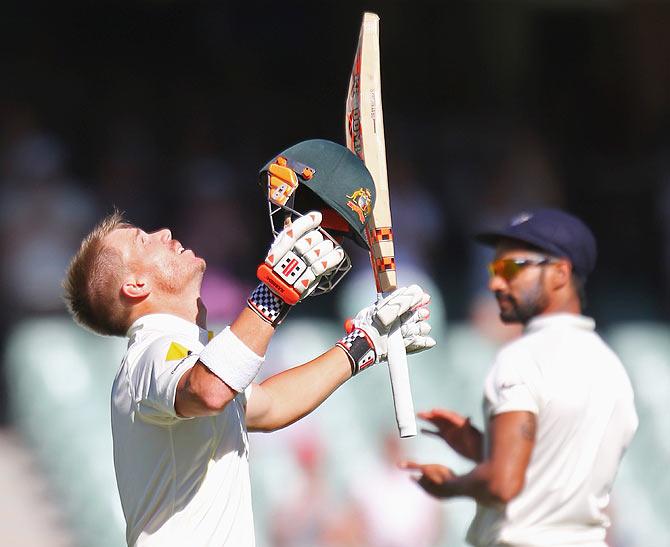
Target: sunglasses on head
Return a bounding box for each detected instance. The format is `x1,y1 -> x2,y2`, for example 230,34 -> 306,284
487,257 -> 555,281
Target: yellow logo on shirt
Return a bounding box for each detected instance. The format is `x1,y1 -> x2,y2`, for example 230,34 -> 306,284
165,342 -> 190,361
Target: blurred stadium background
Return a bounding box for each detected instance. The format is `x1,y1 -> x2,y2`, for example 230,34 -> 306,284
2,1 -> 670,545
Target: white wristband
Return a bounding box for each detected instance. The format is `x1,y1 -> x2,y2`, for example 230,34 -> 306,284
198,327 -> 265,392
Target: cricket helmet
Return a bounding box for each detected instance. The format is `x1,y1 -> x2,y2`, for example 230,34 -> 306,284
259,139 -> 376,295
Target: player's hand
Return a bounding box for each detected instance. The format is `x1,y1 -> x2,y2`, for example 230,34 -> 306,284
248,211 -> 345,326
419,408 -> 483,462
259,211 -> 345,303
399,461 -> 456,499
337,284 -> 436,375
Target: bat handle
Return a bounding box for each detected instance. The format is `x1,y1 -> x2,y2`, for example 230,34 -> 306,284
386,324 -> 417,438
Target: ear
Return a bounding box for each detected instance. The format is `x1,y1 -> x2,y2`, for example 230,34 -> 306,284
549,260 -> 571,290
121,279 -> 151,300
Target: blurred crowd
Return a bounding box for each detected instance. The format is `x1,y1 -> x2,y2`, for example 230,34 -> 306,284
0,94 -> 599,323
2,0 -> 670,339
267,430 -> 444,547
0,101 -> 567,416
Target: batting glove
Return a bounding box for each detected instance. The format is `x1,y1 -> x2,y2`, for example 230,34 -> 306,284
337,284 -> 436,375
248,211 -> 345,327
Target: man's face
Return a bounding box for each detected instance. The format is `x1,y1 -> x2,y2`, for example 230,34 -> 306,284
105,226 -> 206,296
488,244 -> 553,325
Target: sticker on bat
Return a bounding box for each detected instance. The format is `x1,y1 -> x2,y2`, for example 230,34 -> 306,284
347,48 -> 364,158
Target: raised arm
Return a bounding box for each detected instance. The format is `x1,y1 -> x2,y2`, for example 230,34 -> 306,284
402,410 -> 536,506
246,285 -> 435,432
244,346 -> 351,431
175,212 -> 345,418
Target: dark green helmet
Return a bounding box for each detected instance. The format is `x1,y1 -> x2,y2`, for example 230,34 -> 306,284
259,139 -> 376,249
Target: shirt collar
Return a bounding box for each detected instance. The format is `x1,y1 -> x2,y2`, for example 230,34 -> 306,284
524,313 -> 595,334
126,313 -> 212,345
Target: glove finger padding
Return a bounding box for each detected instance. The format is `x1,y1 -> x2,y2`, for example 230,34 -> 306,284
310,246 -> 345,276
401,321 -> 436,354
302,239 -> 334,266
399,305 -> 430,326
405,335 -> 436,354
375,285 -> 430,328
293,268 -> 317,297
401,320 -> 432,337
292,242 -> 345,297
265,212 -> 322,267
292,230 -> 323,256
397,297 -> 435,354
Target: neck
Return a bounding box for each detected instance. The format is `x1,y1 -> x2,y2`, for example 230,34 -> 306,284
131,292 -> 207,330
539,291 -> 581,317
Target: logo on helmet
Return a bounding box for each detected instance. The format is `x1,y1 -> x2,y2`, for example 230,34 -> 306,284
511,212 -> 533,226
346,188 -> 373,224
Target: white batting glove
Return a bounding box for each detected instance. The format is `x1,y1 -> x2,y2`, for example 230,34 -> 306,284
336,284 -> 436,375
249,211 -> 346,326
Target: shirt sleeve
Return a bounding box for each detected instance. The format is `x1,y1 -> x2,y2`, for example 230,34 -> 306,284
484,346 -> 540,417
131,336 -> 201,426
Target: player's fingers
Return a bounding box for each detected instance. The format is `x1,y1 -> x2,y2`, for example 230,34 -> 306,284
405,335 -> 436,354
309,246 -> 345,276
266,212 -> 321,265
291,243 -> 345,298
416,336 -> 436,349
412,292 -> 431,310
293,230 -> 323,256
302,239 -> 334,266
399,306 -> 430,327
401,321 -> 432,348
399,461 -> 426,484
376,284 -> 428,328
420,427 -> 441,437
431,408 -> 464,420
400,318 -> 432,337
403,331 -> 434,350
418,410 -> 451,425
293,268 -> 317,296
290,211 -> 322,239
428,409 -> 468,427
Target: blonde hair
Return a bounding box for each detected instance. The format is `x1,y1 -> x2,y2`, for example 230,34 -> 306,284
63,210 -> 132,336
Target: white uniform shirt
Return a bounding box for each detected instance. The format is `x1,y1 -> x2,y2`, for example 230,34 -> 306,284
467,313 -> 638,547
111,314 -> 254,547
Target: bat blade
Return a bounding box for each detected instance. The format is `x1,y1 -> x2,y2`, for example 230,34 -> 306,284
345,12 -> 417,438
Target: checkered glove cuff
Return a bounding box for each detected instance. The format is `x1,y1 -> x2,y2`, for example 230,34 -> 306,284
336,328 -> 377,376
247,283 -> 291,327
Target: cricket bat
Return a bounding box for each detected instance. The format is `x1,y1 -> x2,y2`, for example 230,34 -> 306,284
345,12 -> 417,438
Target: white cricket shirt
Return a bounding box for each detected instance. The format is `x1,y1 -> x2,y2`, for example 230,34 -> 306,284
467,313 -> 638,547
111,314 -> 254,547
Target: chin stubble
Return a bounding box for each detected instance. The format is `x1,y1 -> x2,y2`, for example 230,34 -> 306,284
496,274 -> 548,325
